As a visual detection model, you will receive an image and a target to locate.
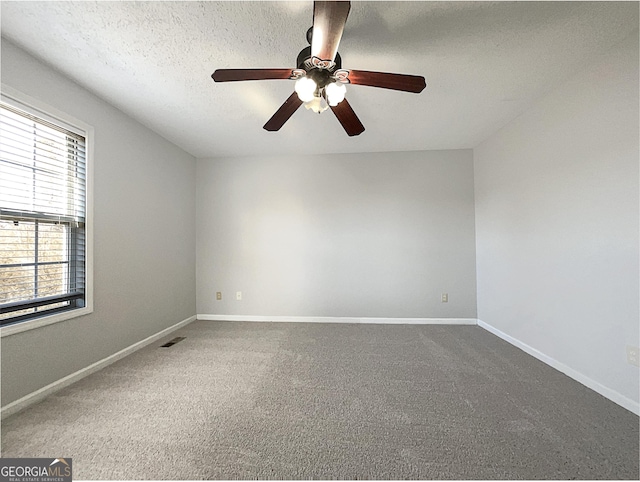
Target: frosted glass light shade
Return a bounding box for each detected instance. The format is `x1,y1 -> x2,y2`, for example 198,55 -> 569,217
325,82 -> 346,106
295,77 -> 317,102
304,96 -> 328,113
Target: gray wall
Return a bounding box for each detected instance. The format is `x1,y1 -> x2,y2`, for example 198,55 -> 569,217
474,32 -> 639,405
1,41 -> 197,405
196,150 -> 477,319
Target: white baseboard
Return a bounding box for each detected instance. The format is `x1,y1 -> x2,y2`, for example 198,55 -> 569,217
477,319 -> 640,416
197,314 -> 477,325
1,315 -> 197,419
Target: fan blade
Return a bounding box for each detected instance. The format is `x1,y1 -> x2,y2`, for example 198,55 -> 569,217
212,69 -> 295,82
345,70 -> 426,93
330,97 -> 364,137
263,92 -> 304,131
311,1 -> 351,63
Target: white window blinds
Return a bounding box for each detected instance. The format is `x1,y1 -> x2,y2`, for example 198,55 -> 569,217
0,101 -> 87,325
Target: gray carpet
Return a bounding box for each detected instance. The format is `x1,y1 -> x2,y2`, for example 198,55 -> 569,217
1,321 -> 638,480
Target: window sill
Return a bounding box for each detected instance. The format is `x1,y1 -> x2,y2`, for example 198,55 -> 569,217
0,306 -> 93,337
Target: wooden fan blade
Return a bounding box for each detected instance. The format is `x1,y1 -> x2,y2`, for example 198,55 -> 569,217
311,1 -> 351,63
345,70 -> 426,93
263,92 -> 304,131
330,97 -> 364,136
212,69 -> 295,82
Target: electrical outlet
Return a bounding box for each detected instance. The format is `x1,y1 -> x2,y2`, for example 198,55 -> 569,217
236,291 -> 242,301
626,345 -> 639,367
441,293 -> 448,303
216,292 -> 222,301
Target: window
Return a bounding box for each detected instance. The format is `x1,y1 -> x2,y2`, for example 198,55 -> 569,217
0,93 -> 91,330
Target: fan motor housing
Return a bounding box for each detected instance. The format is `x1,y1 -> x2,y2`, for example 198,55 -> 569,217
296,46 -> 342,73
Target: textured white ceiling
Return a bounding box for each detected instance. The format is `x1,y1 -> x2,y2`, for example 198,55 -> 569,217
1,1 -> 638,159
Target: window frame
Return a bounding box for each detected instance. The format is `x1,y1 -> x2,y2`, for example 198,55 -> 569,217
0,84 -> 94,337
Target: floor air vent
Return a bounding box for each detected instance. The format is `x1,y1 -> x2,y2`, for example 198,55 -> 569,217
161,336 -> 186,348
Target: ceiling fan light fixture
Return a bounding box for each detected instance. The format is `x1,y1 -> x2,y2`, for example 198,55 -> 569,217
295,76 -> 317,102
325,81 -> 346,106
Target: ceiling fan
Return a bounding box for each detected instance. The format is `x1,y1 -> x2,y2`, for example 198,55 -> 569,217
211,1 -> 426,136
